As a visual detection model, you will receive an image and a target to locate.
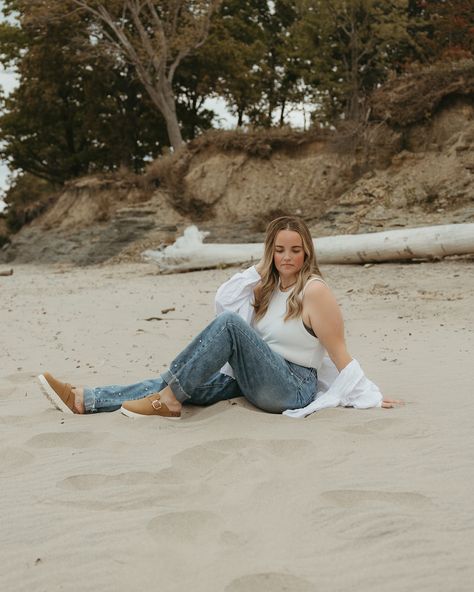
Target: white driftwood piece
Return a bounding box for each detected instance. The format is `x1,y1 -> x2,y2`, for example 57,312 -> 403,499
143,223 -> 474,271
315,223 -> 474,263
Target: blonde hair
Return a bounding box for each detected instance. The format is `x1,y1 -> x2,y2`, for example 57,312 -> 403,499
253,216 -> 323,321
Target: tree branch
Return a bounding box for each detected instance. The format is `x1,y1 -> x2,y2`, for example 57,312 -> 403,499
127,0 -> 166,75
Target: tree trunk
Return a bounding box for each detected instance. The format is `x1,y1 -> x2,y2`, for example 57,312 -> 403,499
162,107 -> 184,151
160,78 -> 184,150
279,100 -> 286,126
347,13 -> 361,121
145,78 -> 184,151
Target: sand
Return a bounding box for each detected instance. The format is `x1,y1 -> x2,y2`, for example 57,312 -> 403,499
1,259 -> 473,591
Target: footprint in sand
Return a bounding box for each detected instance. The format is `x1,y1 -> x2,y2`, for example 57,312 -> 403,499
204,437 -> 314,465
225,572 -> 315,592
0,385 -> 17,400
320,489 -> 431,509
0,446 -> 35,474
148,510 -> 222,545
156,445 -> 230,483
253,438 -> 314,459
338,417 -> 400,435
156,438 -> 314,484
26,431 -> 106,449
3,371 -> 36,383
327,511 -> 420,541
337,417 -> 434,439
53,476 -> 171,513
59,471 -> 161,491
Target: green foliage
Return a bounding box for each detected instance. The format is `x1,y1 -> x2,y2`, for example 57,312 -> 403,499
201,0 -> 310,126
173,51 -> 219,139
3,173 -> 57,232
0,0 -> 173,184
296,0 -> 421,121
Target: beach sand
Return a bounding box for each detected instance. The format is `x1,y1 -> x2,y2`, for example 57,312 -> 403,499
1,259 -> 473,591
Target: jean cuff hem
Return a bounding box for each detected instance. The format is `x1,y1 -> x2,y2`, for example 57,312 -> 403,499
83,387 -> 96,413
161,369 -> 191,403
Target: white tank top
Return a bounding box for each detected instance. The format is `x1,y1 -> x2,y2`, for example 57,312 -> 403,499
252,278 -> 327,369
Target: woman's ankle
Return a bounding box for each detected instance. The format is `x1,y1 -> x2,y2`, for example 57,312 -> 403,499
72,387 -> 85,414
159,386 -> 182,411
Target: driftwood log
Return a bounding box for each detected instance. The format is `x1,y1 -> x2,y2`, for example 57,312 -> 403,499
314,224 -> 474,264
143,224 -> 474,272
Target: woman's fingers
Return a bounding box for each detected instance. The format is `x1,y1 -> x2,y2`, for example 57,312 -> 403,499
382,398 -> 404,408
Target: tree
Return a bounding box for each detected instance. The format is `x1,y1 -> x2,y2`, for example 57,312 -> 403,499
297,0 -> 419,121
415,0 -> 474,60
73,0 -> 222,150
0,0 -> 170,183
204,0 -> 267,126
172,48 -> 219,138
236,0 -> 308,127
199,0 -> 311,127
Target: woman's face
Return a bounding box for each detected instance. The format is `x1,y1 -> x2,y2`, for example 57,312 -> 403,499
273,230 -> 305,279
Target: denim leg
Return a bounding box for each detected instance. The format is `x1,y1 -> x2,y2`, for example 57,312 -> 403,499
187,371 -> 241,406
83,372 -> 241,413
162,311 -> 318,413
83,376 -> 167,413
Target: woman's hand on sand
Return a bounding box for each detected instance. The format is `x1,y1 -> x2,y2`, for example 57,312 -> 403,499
381,398 -> 404,408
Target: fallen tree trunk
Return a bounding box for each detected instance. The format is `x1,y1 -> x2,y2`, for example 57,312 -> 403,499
143,224 -> 474,272
315,223 -> 474,264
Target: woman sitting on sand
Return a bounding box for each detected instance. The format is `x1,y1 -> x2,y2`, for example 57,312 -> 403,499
39,216 -> 401,418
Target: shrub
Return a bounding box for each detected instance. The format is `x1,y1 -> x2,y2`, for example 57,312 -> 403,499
3,174 -> 59,232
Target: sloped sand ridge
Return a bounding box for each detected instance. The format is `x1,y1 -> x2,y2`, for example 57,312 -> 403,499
225,572 -> 315,592
0,260 -> 473,591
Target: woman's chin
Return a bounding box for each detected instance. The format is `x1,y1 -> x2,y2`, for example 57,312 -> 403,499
278,269 -> 298,281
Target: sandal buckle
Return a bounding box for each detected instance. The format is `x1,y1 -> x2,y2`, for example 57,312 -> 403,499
151,398 -> 162,410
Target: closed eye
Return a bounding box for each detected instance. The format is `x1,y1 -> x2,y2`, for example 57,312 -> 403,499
275,247 -> 303,252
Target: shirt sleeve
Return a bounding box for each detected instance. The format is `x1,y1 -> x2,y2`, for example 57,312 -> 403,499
214,265 -> 261,323
282,359 -> 383,418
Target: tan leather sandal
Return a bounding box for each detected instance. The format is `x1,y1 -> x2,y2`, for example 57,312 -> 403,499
38,372 -> 76,414
120,393 -> 181,419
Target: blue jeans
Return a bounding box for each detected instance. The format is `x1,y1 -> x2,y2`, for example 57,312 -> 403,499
84,311 -> 318,414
